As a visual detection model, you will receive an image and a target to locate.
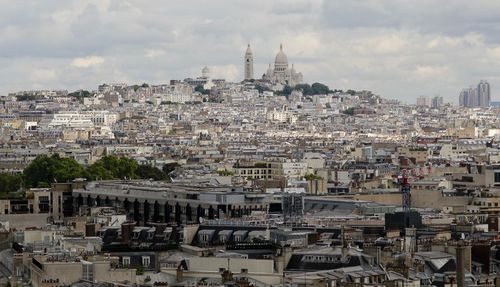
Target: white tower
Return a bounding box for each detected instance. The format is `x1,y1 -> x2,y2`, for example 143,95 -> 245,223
244,44 -> 254,80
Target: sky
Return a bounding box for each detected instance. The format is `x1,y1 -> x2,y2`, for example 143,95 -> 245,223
1,0 -> 500,103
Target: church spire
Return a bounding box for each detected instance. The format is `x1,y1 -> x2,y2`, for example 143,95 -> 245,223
280,43 -> 283,50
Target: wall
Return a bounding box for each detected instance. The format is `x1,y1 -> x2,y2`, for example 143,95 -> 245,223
187,257 -> 274,274
341,189 -> 470,210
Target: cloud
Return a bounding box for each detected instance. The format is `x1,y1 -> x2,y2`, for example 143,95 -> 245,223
144,49 -> 165,59
70,56 -> 105,68
0,0 -> 500,103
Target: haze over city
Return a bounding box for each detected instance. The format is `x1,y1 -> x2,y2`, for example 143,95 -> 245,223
1,0 -> 500,102
1,1 -> 500,287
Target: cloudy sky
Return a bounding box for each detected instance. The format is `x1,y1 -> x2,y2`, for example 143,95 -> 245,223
1,0 -> 500,103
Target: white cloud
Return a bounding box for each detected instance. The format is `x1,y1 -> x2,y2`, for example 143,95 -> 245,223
1,0 -> 500,103
30,68 -> 57,82
70,56 -> 105,68
144,49 -> 165,59
210,65 -> 240,82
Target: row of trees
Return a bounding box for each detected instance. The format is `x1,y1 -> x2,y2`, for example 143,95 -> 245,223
279,83 -> 357,97
0,155 -> 179,193
280,82 -> 334,97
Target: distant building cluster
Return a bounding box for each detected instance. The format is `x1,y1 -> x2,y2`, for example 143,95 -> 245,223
459,80 -> 491,107
416,96 -> 443,108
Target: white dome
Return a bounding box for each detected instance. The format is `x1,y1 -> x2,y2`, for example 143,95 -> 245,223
202,66 -> 210,78
275,44 -> 288,65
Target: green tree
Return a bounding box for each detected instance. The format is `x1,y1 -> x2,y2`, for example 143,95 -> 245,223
295,84 -> 312,95
0,173 -> 23,193
216,169 -> 234,176
136,264 -> 144,275
311,82 -> 331,95
68,90 -> 91,101
86,156 -> 139,180
342,107 -> 355,116
255,84 -> 271,94
162,162 -> 180,175
16,94 -> 37,101
195,85 -> 210,95
23,154 -> 85,188
279,85 -> 294,97
136,165 -> 169,181
304,173 -> 323,181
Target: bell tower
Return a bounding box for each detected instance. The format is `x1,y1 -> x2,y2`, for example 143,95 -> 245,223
244,43 -> 254,80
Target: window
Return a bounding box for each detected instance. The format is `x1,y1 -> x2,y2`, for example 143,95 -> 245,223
82,262 -> 93,281
142,256 -> 151,267
122,256 -> 130,267
241,268 -> 248,273
495,172 -> 500,183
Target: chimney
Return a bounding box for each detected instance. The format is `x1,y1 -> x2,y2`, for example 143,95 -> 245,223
121,221 -> 135,244
176,265 -> 183,283
456,241 -> 466,287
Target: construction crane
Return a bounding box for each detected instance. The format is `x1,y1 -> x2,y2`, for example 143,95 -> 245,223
399,169 -> 412,228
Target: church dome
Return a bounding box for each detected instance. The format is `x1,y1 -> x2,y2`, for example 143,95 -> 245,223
275,44 -> 288,65
202,66 -> 210,78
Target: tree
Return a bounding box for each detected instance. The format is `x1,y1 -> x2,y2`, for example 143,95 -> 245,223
311,82 -> 330,95
136,264 -> 144,275
136,165 -> 169,181
295,84 -> 312,95
279,85 -> 294,97
195,85 -> 210,95
216,169 -> 234,176
68,90 -> 91,101
255,84 -> 270,94
86,156 -> 139,180
16,94 -> 37,101
304,173 -> 323,181
0,173 -> 23,193
342,107 -> 355,116
23,154 -> 85,188
162,162 -> 180,175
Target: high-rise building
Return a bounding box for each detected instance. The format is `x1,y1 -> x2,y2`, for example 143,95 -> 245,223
459,87 -> 476,107
431,96 -> 443,108
244,44 -> 254,80
477,80 -> 491,107
459,81 -> 491,107
416,96 -> 429,107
